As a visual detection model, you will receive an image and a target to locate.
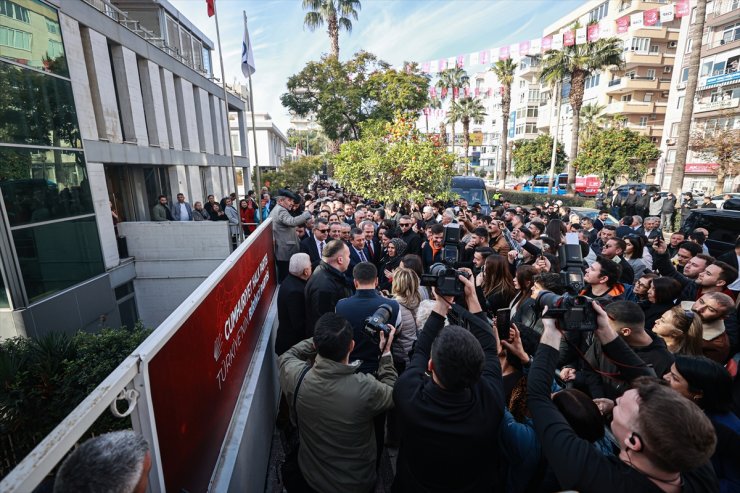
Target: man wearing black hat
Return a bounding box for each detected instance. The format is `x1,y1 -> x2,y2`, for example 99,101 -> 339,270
271,189 -> 312,282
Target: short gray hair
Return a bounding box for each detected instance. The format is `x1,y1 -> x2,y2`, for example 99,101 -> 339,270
289,253 -> 311,275
54,430 -> 149,493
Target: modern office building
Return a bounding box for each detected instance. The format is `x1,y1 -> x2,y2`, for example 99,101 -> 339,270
0,0 -> 251,338
244,112 -> 289,172
658,0 -> 740,192
540,0 -> 681,171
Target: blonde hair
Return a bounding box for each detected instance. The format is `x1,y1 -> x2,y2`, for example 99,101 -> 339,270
392,267 -> 421,308
667,307 -> 704,356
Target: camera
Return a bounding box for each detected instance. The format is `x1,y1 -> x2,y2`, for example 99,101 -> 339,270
534,291 -> 598,331
363,304 -> 392,341
557,244 -> 586,294
421,262 -> 470,297
442,223 -> 461,264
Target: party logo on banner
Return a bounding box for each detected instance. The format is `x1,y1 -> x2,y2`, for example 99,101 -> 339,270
519,40 -> 530,55
456,54 -> 465,68
552,33 -> 564,50
616,15 -> 630,34
630,12 -> 644,28
676,0 -> 690,17
479,49 -> 489,65
499,45 -> 510,60
660,4 -> 675,23
644,9 -> 659,26
563,31 -> 575,46
437,58 -> 447,72
587,24 -> 600,42
542,36 -> 553,52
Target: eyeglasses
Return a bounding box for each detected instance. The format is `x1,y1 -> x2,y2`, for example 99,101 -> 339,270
317,228 -> 329,233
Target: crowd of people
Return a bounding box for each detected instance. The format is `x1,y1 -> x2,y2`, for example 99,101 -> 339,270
272,180 -> 740,493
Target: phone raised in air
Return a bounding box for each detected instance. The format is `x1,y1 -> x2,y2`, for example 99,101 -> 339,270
496,308 -> 511,342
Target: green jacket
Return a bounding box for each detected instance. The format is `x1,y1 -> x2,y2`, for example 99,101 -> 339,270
151,203 -> 169,221
278,338 -> 396,493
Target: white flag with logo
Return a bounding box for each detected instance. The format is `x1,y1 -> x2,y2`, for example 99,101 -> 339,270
660,4 -> 675,23
242,18 -> 256,78
630,12 -> 644,29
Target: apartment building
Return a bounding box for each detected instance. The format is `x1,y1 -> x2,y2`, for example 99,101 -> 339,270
0,0 -> 251,338
658,0 -> 740,192
540,0 -> 681,168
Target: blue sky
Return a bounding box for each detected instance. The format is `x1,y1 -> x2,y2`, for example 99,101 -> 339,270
170,0 -> 583,130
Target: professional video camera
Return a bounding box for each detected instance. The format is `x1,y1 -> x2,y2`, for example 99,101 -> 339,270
442,223 -> 461,264
421,262 -> 471,297
363,304 -> 392,341
533,238 -> 600,331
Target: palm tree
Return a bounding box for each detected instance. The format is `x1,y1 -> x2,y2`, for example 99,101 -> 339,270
436,67 -> 469,156
448,97 -> 487,175
580,102 -> 606,143
490,59 -> 517,187
670,0 -> 708,195
302,0 -> 361,58
540,35 -> 623,193
425,97 -> 442,134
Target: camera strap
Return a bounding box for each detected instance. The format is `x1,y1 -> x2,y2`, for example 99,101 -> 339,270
291,364 -> 311,432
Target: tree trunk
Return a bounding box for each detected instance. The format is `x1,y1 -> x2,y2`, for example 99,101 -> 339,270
715,165 -> 727,195
463,118 -> 470,175
670,0 -> 707,196
328,13 -> 339,58
450,94 -> 457,158
500,85 -> 511,187
568,69 -> 587,195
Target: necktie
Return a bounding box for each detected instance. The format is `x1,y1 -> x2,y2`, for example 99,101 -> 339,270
319,241 -> 324,255
359,249 -> 367,262
367,241 -> 374,257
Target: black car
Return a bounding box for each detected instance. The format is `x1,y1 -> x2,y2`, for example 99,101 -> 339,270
614,183 -> 661,198
681,209 -> 740,257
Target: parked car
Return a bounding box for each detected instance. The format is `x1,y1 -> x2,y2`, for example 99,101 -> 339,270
681,209 -> 740,257
710,192 -> 740,208
569,207 -> 620,227
451,176 -> 491,215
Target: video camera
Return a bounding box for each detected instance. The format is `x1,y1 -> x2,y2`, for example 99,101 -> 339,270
532,239 -> 600,331
363,304 -> 392,342
421,262 -> 470,297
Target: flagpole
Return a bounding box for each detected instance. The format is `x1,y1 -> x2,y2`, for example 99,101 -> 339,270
244,11 -> 263,223
213,0 -> 244,242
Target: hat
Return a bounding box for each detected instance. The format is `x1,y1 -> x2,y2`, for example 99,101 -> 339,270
277,189 -> 299,202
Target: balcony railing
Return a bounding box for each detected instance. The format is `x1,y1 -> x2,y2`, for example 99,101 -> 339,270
82,0 -> 211,77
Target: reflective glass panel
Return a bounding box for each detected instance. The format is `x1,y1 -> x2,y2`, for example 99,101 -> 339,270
0,146 -> 94,227
0,267 -> 8,308
0,0 -> 68,76
0,61 -> 80,148
12,216 -> 104,301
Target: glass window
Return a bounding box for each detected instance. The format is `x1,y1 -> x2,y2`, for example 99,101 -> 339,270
681,67 -> 689,82
0,0 -> 67,76
0,267 -> 8,308
670,122 -> 679,137
12,216 -> 104,302
701,60 -> 713,76
639,116 -> 648,127
0,147 -> 94,227
667,149 -> 676,163
0,62 -> 80,147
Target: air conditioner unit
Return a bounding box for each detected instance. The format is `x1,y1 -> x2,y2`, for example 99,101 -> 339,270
649,168 -> 657,175
669,41 -> 678,48
720,39 -> 727,45
666,138 -> 676,145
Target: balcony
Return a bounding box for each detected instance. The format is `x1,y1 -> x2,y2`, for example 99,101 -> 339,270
694,97 -> 740,115
698,67 -> 740,89
625,123 -> 665,138
605,76 -> 672,94
701,36 -> 740,56
604,101 -> 667,115
631,27 -> 680,41
706,0 -> 740,27
622,51 -> 673,68
518,58 -> 541,77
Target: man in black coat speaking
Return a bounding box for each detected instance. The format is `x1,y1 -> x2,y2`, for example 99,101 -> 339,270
275,252 -> 312,355
392,271 -> 505,491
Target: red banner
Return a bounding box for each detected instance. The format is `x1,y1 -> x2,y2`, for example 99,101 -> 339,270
616,15 -> 630,34
474,87 -> 480,97
676,0 -> 690,17
519,40 -> 530,55
587,24 -> 600,42
498,45 -> 510,60
541,36 -> 552,52
148,224 -> 277,493
429,86 -> 437,98
685,163 -> 720,174
563,30 -> 575,46
456,54 -> 465,68
644,9 -> 659,26
479,49 -> 489,65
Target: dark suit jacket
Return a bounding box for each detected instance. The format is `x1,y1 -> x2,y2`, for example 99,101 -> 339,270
365,238 -> 382,264
275,274 -> 308,355
347,244 -> 371,283
300,236 -> 321,270
401,230 -> 422,256
718,250 -> 739,273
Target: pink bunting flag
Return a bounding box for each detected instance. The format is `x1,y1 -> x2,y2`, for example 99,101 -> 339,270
643,9 -> 659,26
498,45 -> 510,60
457,54 -> 465,68
474,87 -> 480,97
429,87 -> 436,98
587,24 -> 600,42
563,31 -> 575,46
437,59 -> 447,72
541,36 -> 552,52
616,16 -> 630,34
675,0 -> 690,17
479,49 -> 489,65
519,40 -> 530,55
422,61 -> 431,73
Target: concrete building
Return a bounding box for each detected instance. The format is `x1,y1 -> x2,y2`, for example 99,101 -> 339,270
244,112 -> 289,171
658,0 -> 740,192
540,0 -> 682,170
0,0 -> 251,338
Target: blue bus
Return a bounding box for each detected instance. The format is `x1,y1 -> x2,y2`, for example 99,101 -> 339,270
522,173 -> 568,195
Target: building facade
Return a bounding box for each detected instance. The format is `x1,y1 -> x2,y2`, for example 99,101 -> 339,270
0,0 -> 251,338
658,0 -> 740,192
244,112 -> 289,172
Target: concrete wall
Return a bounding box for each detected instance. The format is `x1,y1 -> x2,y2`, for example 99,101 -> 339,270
117,221 -> 232,327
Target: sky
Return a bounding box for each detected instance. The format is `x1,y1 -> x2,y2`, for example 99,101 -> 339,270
169,0 -> 584,131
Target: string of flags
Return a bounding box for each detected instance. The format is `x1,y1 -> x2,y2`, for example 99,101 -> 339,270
416,0 -> 689,79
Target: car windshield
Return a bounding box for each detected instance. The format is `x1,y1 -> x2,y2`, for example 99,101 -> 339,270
452,188 -> 488,205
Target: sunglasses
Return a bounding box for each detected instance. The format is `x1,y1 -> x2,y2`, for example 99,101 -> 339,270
399,223 -> 411,227
317,228 -> 329,233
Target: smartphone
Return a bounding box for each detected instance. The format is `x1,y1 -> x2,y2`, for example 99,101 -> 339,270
496,308 -> 511,342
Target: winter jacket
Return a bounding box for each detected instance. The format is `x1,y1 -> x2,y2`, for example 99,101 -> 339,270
278,339 -> 396,493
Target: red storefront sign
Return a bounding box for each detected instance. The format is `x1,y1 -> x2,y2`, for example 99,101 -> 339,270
685,163 -> 720,174
148,223 -> 277,492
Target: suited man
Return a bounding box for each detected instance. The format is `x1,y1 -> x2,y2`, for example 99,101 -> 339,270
301,218 -> 329,270
615,216 -> 635,239
635,189 -> 650,219
270,190 -> 311,283
361,220 -> 381,264
347,228 -> 371,284
275,253 -> 312,355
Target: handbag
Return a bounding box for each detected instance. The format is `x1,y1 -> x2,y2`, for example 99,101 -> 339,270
280,364 -> 311,491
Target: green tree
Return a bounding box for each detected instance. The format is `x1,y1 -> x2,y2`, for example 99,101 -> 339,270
333,115 -> 455,203
490,59 -> 516,186
287,127 -> 329,156
302,0 -> 361,58
448,96 -> 486,174
574,128 -> 661,186
540,35 -> 623,192
252,155 -> 323,192
512,134 -> 567,177
580,102 -> 606,143
281,51 -> 429,147
436,67 -> 469,155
